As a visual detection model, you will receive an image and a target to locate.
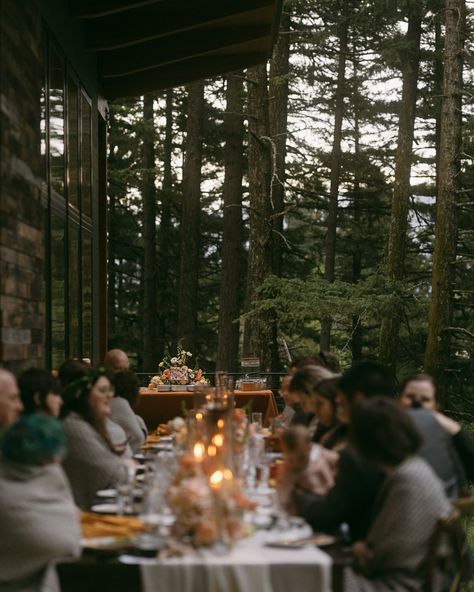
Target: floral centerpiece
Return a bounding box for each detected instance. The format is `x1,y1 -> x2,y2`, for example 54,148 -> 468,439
167,451 -> 255,548
149,345 -> 207,388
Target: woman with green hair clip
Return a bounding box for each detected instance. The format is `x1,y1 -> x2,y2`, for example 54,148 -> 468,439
0,414 -> 80,590
61,368 -> 134,509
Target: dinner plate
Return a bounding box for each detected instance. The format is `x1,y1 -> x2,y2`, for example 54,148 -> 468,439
90,503 -> 137,515
265,533 -> 336,549
81,536 -> 133,550
90,503 -> 122,514
150,443 -> 173,451
96,488 -> 143,499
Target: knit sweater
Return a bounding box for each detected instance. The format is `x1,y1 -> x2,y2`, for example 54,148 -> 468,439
62,412 -> 129,509
345,456 -> 452,592
0,461 -> 80,590
110,397 -> 146,453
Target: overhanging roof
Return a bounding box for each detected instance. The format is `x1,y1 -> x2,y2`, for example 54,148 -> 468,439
71,0 -> 283,98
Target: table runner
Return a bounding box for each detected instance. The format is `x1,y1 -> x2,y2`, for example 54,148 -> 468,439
135,531 -> 332,592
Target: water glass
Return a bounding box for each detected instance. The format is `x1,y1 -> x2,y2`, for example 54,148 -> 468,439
251,412 -> 263,430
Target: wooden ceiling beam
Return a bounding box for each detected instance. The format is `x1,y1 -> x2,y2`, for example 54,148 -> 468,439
70,0 -> 161,19
99,26 -> 270,78
101,52 -> 268,99
86,0 -> 274,50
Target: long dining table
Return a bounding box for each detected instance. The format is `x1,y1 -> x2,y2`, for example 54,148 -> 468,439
134,389 -> 279,431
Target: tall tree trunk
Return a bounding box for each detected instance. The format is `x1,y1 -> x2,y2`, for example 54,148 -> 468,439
434,7 -> 444,198
269,8 -> 290,373
425,0 -> 465,406
351,66 -> 363,361
142,93 -> 158,370
107,114 -> 117,344
157,89 -> 173,360
378,2 -> 423,372
320,17 -> 348,351
242,64 -> 273,372
178,81 -> 204,353
216,73 -> 245,373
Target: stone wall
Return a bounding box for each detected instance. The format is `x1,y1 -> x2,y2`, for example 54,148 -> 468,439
0,0 -> 44,373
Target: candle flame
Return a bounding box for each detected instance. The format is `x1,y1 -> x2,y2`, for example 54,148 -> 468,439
223,469 -> 233,480
217,419 -> 224,428
196,412 -> 203,421
193,442 -> 205,460
212,434 -> 224,447
210,470 -> 224,487
207,445 -> 217,457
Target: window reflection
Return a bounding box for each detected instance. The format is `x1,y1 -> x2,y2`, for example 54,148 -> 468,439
82,232 -> 93,359
67,77 -> 79,209
50,212 -> 66,369
81,95 -> 92,218
41,30 -> 95,368
49,48 -> 65,196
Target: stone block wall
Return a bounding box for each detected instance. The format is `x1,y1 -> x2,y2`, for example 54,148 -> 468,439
0,0 -> 44,373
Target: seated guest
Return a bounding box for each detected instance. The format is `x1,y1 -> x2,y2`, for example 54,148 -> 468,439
57,358 -> 88,393
293,361 -> 465,540
103,349 -> 130,373
276,374 -> 296,427
18,368 -> 63,417
345,397 -> 451,592
61,369 -> 133,509
302,375 -> 348,450
0,369 -> 23,430
399,373 -> 474,482
287,365 -> 334,436
0,415 -> 80,590
110,370 -> 146,452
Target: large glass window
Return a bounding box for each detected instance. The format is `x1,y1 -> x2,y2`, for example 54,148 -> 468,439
41,31 -> 95,368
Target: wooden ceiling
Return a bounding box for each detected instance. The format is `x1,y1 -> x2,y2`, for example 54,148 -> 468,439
71,0 -> 283,98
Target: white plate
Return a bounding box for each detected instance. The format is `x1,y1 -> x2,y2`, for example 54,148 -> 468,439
119,555 -> 158,565
96,489 -> 117,498
151,443 -> 173,451
158,435 -> 173,442
81,536 -> 132,550
96,488 -> 143,499
90,503 -> 120,514
265,533 -> 335,548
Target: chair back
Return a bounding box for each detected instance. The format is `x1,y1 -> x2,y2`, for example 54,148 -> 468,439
423,494 -> 474,592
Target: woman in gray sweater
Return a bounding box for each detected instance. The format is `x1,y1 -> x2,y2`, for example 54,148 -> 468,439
61,369 -> 133,509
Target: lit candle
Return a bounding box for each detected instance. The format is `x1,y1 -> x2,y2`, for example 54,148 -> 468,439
208,445 -> 217,457
210,470 -> 224,489
212,433 -> 224,447
196,412 -> 203,422
217,419 -> 224,429
193,442 -> 205,461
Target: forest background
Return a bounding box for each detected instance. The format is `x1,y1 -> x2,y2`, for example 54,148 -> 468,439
107,0 -> 474,417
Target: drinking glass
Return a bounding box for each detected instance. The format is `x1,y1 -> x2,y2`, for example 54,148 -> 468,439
251,412 -> 263,430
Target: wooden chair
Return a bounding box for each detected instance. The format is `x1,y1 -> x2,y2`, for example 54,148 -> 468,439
423,494 -> 474,592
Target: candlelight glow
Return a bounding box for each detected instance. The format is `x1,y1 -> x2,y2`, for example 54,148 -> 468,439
217,419 -> 224,428
193,442 -> 205,460
210,470 -> 224,487
207,445 -> 217,457
196,412 -> 203,421
212,434 -> 224,447
223,469 -> 233,480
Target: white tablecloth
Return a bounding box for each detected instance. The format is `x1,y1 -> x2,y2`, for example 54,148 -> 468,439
126,530 -> 332,592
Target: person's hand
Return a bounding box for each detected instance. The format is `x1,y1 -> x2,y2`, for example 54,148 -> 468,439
433,411 -> 461,436
352,541 -> 374,572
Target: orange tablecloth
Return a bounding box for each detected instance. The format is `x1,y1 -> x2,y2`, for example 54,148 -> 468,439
134,389 -> 278,431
